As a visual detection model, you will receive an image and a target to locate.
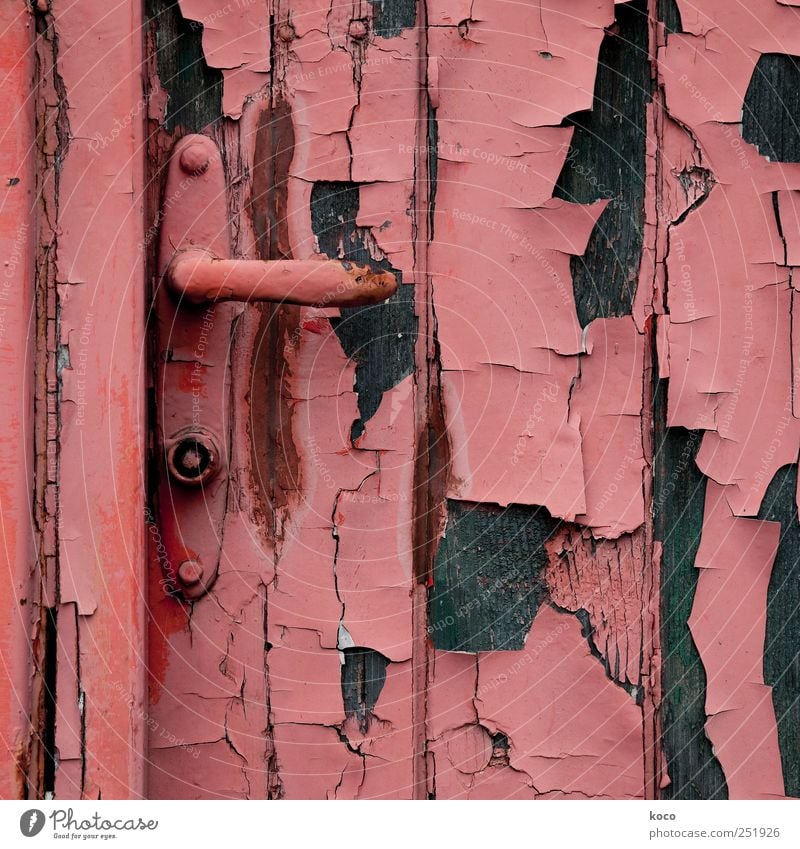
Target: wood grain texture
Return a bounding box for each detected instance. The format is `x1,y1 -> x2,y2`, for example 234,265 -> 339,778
341,647 -> 390,732
742,53 -> 800,163
658,0 -> 683,35
369,0 -> 417,38
146,0 -> 223,133
429,501 -> 555,651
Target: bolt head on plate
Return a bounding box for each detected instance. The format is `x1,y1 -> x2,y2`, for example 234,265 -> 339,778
349,20 -> 368,40
177,560 -> 205,587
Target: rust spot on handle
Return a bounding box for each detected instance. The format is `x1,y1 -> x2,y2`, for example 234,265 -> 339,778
167,249 -> 398,306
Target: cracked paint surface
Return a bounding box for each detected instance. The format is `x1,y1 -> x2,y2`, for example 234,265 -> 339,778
427,0 -> 653,800
20,0 -> 798,802
429,1 -> 647,529
178,0 -> 270,117
427,606 -> 644,799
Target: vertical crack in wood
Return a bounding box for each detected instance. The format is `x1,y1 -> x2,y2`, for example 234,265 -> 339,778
29,0 -> 71,799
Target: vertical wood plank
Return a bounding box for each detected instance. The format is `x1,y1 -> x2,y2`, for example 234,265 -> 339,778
655,0 -> 800,799
425,0 -> 656,798
144,0 -> 427,799
34,0 -> 148,799
144,0 -> 264,801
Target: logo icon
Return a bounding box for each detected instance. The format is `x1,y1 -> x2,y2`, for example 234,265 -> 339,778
20,810 -> 45,837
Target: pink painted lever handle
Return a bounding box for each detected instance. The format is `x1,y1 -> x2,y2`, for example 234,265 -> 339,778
168,249 -> 398,307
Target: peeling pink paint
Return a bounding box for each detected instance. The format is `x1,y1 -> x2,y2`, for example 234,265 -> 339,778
689,482 -> 784,798
429,606 -> 645,799
270,323 -> 418,795
152,3 -> 427,799
147,0 -> 661,801
572,317 -> 646,538
441,363 -> 585,518
30,0 -> 149,798
178,0 -> 270,118
429,1 -> 646,532
425,0 -> 664,801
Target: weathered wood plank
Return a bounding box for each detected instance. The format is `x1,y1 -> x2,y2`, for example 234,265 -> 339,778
655,3 -> 800,797
35,0 -> 149,799
426,0 -> 654,798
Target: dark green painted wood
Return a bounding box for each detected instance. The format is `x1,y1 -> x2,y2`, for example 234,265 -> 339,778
757,465 -> 800,799
429,501 -> 558,651
368,0 -> 417,39
553,0 -> 649,326
659,0 -> 683,35
310,181 -> 416,443
743,54 -> 800,163
340,647 -> 389,733
146,0 -> 223,133
654,377 -> 727,799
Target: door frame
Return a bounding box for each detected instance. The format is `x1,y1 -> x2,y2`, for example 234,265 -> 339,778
4,0 -> 149,800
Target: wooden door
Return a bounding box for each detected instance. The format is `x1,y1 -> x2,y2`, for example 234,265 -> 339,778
7,0 -> 799,801
143,0 -> 659,800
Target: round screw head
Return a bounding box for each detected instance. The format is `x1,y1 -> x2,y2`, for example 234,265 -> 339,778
177,560 -> 204,587
349,20 -> 368,40
277,23 -> 295,42
179,143 -> 211,175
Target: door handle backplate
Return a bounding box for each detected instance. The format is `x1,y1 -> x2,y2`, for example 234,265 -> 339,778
153,135 -> 397,600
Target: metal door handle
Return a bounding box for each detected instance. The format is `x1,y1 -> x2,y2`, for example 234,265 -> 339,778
154,134 -> 398,600
167,249 -> 396,306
